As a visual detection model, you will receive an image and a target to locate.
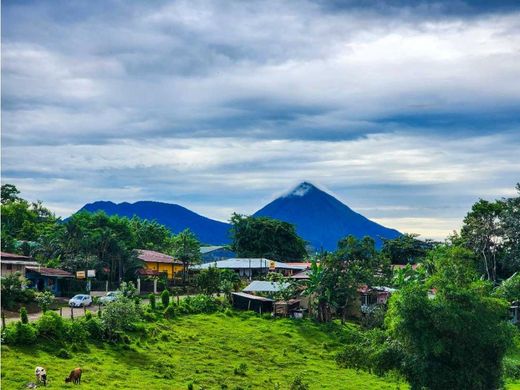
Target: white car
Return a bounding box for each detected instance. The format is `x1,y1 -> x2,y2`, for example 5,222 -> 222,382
69,294 -> 92,307
99,291 -> 121,305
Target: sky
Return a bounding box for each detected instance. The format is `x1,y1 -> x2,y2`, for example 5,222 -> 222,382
2,0 -> 520,240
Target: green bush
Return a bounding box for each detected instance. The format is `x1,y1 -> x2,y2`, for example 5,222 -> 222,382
85,310 -> 93,320
164,304 -> 177,319
101,297 -> 141,341
233,363 -> 247,376
142,308 -> 157,322
177,295 -> 221,314
20,307 -> 28,324
290,375 -> 309,390
57,348 -> 71,359
66,320 -> 88,345
36,311 -> 65,340
5,322 -> 37,345
161,289 -> 170,308
504,358 -> 520,380
35,290 -> 55,313
83,317 -> 103,340
149,293 -> 156,310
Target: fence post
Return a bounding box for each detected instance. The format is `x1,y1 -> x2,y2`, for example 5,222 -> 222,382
60,307 -> 63,317
137,277 -> 141,295
105,280 -> 109,292
153,278 -> 158,294
83,305 -> 86,315
71,307 -> 74,321
1,311 -> 5,329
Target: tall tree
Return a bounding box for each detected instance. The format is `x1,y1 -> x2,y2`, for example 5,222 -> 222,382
460,199 -> 504,282
500,183 -> 520,277
1,183 -> 21,204
230,213 -> 307,261
170,228 -> 201,283
381,233 -> 435,265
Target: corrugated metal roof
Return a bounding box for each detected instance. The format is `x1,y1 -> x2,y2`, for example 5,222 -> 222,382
26,267 -> 74,278
200,246 -> 229,254
231,292 -> 274,302
192,258 -> 306,270
243,281 -> 289,293
135,249 -> 182,265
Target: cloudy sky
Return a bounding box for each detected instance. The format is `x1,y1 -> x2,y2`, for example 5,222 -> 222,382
2,0 -> 520,240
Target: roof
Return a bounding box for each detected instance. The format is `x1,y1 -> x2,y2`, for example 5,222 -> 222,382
285,262 -> 312,269
1,252 -> 35,261
243,281 -> 289,293
192,258 -> 307,271
200,246 -> 234,254
231,292 -> 274,302
290,270 -> 310,280
136,268 -> 162,276
26,267 -> 74,278
135,249 -> 182,265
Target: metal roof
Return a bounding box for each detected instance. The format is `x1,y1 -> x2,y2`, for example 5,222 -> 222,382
192,258 -> 306,271
231,292 -> 274,302
243,281 -> 289,293
200,246 -> 231,254
135,249 -> 182,265
26,267 -> 74,278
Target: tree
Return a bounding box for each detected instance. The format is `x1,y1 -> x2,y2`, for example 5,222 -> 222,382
170,229 -> 201,283
35,291 -> 55,313
460,199 -> 504,282
494,273 -> 520,303
195,267 -> 221,296
306,236 -> 389,323
161,289 -> 170,308
1,272 -> 34,310
381,233 -> 435,265
230,213 -> 307,261
101,297 -> 141,341
1,183 -> 21,204
500,184 -> 520,277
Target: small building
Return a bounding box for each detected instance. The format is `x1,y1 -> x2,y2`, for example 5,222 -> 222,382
192,258 -> 306,278
200,246 -> 236,263
135,249 -> 183,280
274,299 -> 302,317
0,252 -> 38,277
25,267 -> 74,296
243,280 -> 290,296
231,291 -> 274,314
290,269 -> 310,281
510,302 -> 519,325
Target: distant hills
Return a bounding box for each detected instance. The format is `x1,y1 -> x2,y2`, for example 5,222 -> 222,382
76,182 -> 401,251
78,201 -> 230,245
254,182 -> 401,250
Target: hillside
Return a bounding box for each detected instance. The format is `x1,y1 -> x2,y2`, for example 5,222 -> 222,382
254,182 -> 401,250
1,312 -> 405,389
78,201 -> 231,245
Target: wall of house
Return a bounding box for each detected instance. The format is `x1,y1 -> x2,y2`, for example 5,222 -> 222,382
144,262 -> 183,279
1,263 -> 26,276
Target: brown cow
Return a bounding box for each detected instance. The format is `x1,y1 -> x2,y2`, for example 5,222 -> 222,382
64,368 -> 82,384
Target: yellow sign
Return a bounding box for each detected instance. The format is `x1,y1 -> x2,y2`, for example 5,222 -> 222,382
76,271 -> 86,279
269,261 -> 276,271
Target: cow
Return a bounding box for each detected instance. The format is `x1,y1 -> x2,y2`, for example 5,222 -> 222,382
35,366 -> 47,386
64,367 -> 82,384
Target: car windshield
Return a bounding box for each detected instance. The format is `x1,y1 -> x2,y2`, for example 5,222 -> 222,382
72,295 -> 84,300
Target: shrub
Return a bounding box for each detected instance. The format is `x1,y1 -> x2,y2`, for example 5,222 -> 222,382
161,289 -> 170,308
142,307 -> 157,322
290,375 -> 309,390
177,295 -> 220,314
187,382 -> 194,390
164,304 -> 176,319
101,297 -> 141,340
83,317 -> 103,340
118,281 -> 138,298
35,290 -> 55,313
66,320 -> 88,345
504,358 -> 520,380
149,293 -> 156,310
36,311 -> 65,340
233,363 -> 247,376
6,322 -> 37,345
1,272 -> 34,310
20,307 -> 28,324
57,348 -> 71,359
85,310 -> 93,320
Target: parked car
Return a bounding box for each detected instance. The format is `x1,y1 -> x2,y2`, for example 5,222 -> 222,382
99,291 -> 122,305
69,294 -> 92,307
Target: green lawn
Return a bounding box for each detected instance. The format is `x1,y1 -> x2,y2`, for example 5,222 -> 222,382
2,312 -> 406,389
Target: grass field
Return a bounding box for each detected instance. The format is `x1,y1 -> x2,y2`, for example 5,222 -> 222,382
2,311 -> 407,389
2,311 -> 519,389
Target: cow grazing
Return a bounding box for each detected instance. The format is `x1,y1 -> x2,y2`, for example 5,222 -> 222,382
64,368 -> 82,384
35,367 -> 47,386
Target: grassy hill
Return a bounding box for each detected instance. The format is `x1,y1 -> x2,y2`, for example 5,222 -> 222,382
2,311 -> 406,389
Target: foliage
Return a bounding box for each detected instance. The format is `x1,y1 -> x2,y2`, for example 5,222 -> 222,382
36,311 -> 66,340
1,272 -> 35,310
164,304 -> 177,319
1,183 -> 21,204
20,307 -> 29,324
161,289 -> 170,307
149,293 -> 156,310
101,297 -> 141,340
495,273 -> 520,303
176,295 -> 222,314
391,264 -> 426,288
170,228 -> 201,283
118,281 -> 137,298
233,363 -> 247,376
195,267 -> 221,295
290,375 -> 310,390
381,233 -> 435,265
230,213 -> 307,261
35,290 -> 55,313
500,184 -> 520,276
306,236 -> 390,323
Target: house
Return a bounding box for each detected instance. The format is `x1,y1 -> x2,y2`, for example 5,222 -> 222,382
200,246 -> 236,263
192,258 -> 306,278
1,252 -> 38,277
231,291 -> 274,314
25,267 -> 74,297
135,249 -> 183,280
